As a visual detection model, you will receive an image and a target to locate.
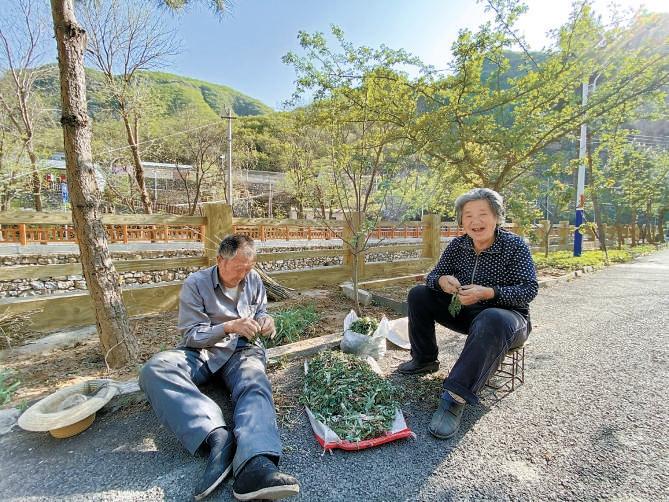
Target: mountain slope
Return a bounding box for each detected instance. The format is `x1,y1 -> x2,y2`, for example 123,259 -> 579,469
34,65 -> 272,119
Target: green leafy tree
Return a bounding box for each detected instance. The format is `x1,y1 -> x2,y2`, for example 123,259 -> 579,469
284,26 -> 419,312
80,0 -> 180,214
412,2 -> 669,192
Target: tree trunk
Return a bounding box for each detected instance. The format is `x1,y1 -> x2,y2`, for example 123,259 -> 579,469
351,251 -> 361,316
645,199 -> 654,244
543,221 -> 553,258
27,146 -> 43,212
630,208 -> 637,247
254,264 -> 292,301
122,115 -> 152,214
614,205 -> 623,249
50,0 -> 138,368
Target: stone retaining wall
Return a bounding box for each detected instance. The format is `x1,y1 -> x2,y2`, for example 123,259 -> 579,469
0,245 -> 421,297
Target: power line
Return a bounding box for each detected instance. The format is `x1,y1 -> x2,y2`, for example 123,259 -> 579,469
93,120 -> 221,157
0,120 -> 223,185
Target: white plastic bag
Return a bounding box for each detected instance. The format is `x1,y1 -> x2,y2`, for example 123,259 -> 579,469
386,317 -> 411,350
340,310 -> 388,360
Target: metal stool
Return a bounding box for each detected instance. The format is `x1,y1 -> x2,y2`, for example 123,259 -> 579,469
485,344 -> 526,396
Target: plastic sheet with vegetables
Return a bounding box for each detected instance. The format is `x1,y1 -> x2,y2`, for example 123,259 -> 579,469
301,351 -> 414,451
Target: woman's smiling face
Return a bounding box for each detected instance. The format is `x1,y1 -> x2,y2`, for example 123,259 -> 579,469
461,199 -> 497,249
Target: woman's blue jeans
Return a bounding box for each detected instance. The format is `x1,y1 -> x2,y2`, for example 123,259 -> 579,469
407,285 -> 530,404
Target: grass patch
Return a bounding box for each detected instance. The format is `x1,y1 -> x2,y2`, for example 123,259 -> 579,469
0,370 -> 20,406
264,304 -> 320,348
533,245 -> 661,271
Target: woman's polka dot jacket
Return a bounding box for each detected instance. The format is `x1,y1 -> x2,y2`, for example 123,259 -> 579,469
425,227 -> 539,317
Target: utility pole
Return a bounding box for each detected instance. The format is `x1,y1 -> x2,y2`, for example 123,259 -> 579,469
574,79 -> 588,257
221,108 -> 235,208
574,74 -> 600,256
268,181 -> 273,218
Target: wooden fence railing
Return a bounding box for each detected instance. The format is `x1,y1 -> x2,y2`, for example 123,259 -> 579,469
0,210 -> 656,250
0,207 -> 440,333
0,212 -> 207,244
0,215 -> 429,245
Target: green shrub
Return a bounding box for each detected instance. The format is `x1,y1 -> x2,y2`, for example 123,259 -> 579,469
532,244 -> 660,271
533,250 -> 609,270
627,244 -> 658,257
0,370 -> 20,406
264,304 -> 320,348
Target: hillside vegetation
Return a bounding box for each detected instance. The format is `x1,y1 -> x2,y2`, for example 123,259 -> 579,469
34,65 -> 272,120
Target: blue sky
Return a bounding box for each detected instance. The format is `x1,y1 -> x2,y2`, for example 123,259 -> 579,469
24,0 -> 659,110
170,0 -> 484,108
164,0 -> 668,109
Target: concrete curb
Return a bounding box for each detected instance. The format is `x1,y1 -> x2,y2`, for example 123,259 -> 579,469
537,265 -> 596,288
0,325 -> 97,362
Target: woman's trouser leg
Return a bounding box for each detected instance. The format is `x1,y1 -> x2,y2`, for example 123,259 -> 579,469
442,308 -> 529,404
407,285 -> 469,362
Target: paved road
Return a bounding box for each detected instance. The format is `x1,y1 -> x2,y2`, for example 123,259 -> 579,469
1,250 -> 668,501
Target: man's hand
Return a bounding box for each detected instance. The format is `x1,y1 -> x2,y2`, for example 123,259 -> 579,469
225,318 -> 261,340
257,316 -> 276,339
438,275 -> 461,294
458,284 -> 494,306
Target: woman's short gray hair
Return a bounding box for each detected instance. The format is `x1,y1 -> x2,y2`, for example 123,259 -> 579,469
454,188 -> 506,226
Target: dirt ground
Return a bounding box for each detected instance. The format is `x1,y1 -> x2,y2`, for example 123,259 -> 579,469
1,269 -> 558,409
1,287 -> 399,409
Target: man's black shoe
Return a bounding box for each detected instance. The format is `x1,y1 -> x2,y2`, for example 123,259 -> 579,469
232,455 -> 299,501
194,429 -> 235,501
397,358 -> 440,375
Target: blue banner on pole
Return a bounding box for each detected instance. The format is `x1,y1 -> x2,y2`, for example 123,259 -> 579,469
61,182 -> 69,204
574,209 -> 583,257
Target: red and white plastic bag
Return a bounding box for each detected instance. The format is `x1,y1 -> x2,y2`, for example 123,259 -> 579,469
303,358 -> 415,452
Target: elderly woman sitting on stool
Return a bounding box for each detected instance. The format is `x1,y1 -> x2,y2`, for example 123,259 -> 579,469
398,188 -> 538,438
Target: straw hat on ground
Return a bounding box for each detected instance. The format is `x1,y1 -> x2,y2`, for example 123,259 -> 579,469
18,379 -> 119,438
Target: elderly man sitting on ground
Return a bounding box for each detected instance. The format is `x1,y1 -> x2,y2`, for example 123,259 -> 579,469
140,234 -> 299,501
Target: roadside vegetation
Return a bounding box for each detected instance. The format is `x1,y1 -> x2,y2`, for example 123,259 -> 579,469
263,304 -> 321,348
533,245 -> 661,271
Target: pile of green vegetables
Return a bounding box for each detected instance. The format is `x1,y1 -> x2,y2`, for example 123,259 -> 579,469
348,316 -> 379,336
301,351 -> 400,442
